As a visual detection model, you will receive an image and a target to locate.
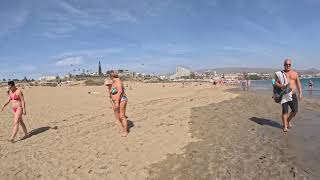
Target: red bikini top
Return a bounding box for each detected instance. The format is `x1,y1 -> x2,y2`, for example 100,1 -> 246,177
10,93 -> 20,101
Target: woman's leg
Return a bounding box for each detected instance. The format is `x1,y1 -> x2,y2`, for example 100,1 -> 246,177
119,100 -> 128,137
19,117 -> 28,138
113,104 -> 123,132
10,108 -> 23,141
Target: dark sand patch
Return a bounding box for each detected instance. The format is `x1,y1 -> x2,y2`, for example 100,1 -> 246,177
148,91 -> 318,180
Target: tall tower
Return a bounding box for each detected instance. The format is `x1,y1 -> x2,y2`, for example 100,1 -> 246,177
98,61 -> 102,75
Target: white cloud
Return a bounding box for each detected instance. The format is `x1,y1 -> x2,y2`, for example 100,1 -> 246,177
56,56 -> 84,66
57,0 -> 87,16
0,0 -> 177,39
35,0 -> 139,38
33,0 -> 177,38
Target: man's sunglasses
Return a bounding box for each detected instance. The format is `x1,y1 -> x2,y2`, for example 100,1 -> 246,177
284,64 -> 291,66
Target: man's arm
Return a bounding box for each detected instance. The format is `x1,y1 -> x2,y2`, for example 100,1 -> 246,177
296,73 -> 303,100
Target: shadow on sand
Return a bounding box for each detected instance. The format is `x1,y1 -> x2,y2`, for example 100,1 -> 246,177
127,120 -> 135,132
19,126 -> 56,141
249,117 -> 283,129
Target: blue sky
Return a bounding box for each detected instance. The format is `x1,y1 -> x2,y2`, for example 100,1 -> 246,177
0,0 -> 320,79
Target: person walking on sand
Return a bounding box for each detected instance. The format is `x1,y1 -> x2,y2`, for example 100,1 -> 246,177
106,71 -> 129,137
275,59 -> 303,132
1,81 -> 28,143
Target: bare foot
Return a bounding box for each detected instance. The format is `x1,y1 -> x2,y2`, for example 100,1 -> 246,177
8,139 -> 14,143
288,122 -> 293,129
121,130 -> 128,137
283,128 -> 288,132
118,128 -> 124,133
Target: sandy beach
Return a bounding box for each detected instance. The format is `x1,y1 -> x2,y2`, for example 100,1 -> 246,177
1,83 -> 319,180
0,83 -> 237,179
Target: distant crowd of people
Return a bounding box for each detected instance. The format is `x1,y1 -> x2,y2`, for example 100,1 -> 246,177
241,79 -> 251,91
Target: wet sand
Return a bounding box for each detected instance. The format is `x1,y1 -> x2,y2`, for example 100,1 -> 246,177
148,90 -> 320,180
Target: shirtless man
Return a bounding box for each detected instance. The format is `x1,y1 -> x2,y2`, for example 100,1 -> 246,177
275,59 -> 303,132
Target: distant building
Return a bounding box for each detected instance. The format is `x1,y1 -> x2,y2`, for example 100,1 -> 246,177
223,74 -> 239,80
170,67 -> 191,79
260,73 -> 272,79
64,74 -> 72,79
159,75 -> 168,80
117,69 -> 135,77
205,70 -> 217,77
39,76 -> 56,81
213,71 -> 217,77
247,72 -> 259,76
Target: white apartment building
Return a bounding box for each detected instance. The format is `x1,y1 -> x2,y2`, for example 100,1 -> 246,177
170,67 -> 191,79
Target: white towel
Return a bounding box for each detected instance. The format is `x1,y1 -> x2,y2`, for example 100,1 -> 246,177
275,71 -> 292,104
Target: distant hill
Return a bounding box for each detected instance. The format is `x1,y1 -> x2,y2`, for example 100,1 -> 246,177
196,67 -> 320,74
299,68 -> 320,74
196,67 -> 279,74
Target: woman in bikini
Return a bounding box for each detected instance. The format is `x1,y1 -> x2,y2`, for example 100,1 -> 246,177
106,71 -> 129,137
1,81 -> 28,143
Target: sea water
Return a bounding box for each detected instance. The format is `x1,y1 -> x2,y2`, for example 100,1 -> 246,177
249,78 -> 320,97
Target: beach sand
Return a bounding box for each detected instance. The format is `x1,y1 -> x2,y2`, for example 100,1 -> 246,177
0,83 -> 237,179
148,90 -> 320,180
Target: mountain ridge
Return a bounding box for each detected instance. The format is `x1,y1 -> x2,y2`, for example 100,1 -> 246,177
195,67 -> 320,74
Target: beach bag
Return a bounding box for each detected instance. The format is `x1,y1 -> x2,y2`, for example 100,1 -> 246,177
273,71 -> 291,103
273,86 -> 283,103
